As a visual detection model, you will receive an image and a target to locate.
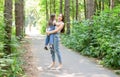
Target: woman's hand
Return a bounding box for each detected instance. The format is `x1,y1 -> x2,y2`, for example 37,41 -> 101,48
46,31 -> 50,35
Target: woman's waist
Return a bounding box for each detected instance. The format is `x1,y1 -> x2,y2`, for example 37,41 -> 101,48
54,33 -> 60,37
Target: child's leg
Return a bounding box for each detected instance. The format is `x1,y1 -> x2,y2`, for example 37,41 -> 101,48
49,34 -> 54,45
44,35 -> 50,50
45,35 -> 50,46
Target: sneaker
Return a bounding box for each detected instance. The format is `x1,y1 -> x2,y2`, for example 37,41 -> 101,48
49,45 -> 54,51
47,63 -> 55,69
44,46 -> 48,50
56,65 -> 62,70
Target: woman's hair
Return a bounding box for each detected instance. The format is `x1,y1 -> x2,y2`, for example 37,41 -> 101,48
60,14 -> 65,33
48,14 -> 55,26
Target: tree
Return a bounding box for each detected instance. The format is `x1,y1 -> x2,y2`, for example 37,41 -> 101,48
85,0 -> 95,19
102,0 -> 104,10
4,0 -> 13,54
76,0 -> 78,20
64,0 -> 70,34
46,0 -> 49,20
98,0 -> 101,11
110,0 -> 114,10
50,0 -> 52,15
84,0 -> 87,19
71,0 -> 75,20
15,0 -> 25,40
60,0 -> 63,13
53,0 -> 56,13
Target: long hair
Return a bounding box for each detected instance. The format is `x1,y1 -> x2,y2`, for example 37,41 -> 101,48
48,14 -> 55,26
60,14 -> 65,33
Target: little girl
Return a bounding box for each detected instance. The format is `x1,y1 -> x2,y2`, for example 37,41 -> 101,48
44,14 -> 56,50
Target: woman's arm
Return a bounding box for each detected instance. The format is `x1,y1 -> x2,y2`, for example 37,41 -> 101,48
47,23 -> 64,35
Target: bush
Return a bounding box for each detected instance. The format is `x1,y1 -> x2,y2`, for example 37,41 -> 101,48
0,14 -> 24,77
61,6 -> 120,69
0,36 -> 24,77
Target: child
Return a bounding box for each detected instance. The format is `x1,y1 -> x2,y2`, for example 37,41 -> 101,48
44,14 -> 56,50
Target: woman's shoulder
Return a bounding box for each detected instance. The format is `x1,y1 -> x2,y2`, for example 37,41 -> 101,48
60,22 -> 64,25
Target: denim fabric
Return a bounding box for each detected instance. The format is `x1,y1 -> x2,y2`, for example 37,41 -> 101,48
45,25 -> 55,45
50,34 -> 62,64
45,34 -> 54,45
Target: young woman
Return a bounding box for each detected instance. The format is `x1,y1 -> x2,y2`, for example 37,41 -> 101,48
47,14 -> 64,69
44,14 -> 56,50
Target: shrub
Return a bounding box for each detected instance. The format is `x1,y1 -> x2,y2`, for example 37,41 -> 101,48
61,6 -> 120,69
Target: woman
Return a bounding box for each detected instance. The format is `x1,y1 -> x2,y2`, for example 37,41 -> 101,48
47,14 -> 64,69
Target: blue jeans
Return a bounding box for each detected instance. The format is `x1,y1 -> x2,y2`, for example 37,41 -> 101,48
50,34 -> 62,64
45,25 -> 55,46
45,34 -> 54,45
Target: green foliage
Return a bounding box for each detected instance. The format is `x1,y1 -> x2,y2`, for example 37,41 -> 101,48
39,19 -> 47,34
0,13 -> 5,53
0,4 -> 24,76
61,6 -> 120,69
0,36 -> 24,77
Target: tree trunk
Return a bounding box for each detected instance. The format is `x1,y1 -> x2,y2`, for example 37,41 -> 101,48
85,0 -> 95,19
72,0 -> 75,20
64,0 -> 70,34
53,0 -> 56,13
102,0 -> 104,10
84,0 -> 87,19
4,0 -> 13,54
50,0 -> 52,15
110,0 -> 114,10
46,0 -> 49,20
76,0 -> 78,20
15,0 -> 25,40
99,0 -> 101,11
60,0 -> 63,13
94,0 -> 97,13
97,0 -> 102,15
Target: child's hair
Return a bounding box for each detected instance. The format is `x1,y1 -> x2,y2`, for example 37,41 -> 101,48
60,14 -> 65,33
48,14 -> 55,26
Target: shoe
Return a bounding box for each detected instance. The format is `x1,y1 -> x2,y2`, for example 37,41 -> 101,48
56,65 -> 62,70
44,47 -> 48,50
49,45 -> 54,51
47,63 -> 55,69
47,65 -> 54,69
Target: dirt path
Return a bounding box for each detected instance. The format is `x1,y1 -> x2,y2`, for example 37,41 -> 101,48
23,27 -> 119,77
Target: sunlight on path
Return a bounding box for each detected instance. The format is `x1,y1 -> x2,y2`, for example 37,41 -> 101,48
25,26 -> 40,36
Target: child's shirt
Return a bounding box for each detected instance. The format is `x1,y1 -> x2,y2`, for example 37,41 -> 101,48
47,25 -> 55,31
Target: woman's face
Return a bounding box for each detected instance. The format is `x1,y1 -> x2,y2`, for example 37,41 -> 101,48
58,14 -> 63,21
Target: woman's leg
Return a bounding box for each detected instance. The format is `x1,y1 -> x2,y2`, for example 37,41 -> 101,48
50,49 -> 55,63
54,36 -> 62,65
49,34 -> 54,50
48,46 -> 55,68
